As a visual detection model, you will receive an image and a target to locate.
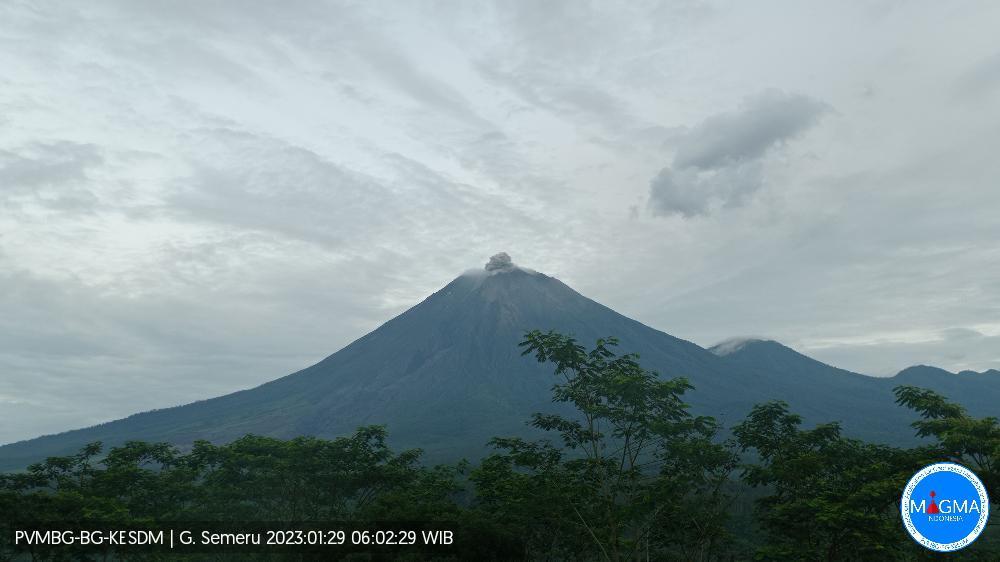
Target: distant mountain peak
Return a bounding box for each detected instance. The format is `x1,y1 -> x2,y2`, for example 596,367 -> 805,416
958,368 -> 1000,377
709,337 -> 772,356
900,365 -> 1000,378
893,365 -> 956,380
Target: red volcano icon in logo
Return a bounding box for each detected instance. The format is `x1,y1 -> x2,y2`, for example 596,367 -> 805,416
927,491 -> 940,514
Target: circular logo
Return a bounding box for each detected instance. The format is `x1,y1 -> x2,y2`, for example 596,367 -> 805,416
901,463 -> 990,552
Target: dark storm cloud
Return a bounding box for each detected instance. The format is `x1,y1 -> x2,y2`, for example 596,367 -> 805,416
649,90 -> 828,217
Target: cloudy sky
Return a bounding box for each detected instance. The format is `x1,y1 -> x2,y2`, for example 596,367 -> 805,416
2,1 -> 999,445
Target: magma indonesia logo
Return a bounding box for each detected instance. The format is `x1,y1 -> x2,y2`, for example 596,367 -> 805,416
901,463 -> 990,552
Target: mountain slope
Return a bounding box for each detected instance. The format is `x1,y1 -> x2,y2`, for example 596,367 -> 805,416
0,267 -> 730,469
2,261 -> 998,470
710,339 -> 1000,437
892,365 -> 1000,415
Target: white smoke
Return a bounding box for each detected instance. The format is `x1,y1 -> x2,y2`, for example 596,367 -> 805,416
709,337 -> 768,356
460,252 -> 539,279
484,252 -> 515,272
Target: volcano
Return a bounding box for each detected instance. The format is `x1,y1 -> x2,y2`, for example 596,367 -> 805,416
2,254 -> 998,470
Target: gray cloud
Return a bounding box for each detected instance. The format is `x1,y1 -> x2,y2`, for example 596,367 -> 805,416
353,40 -> 495,131
956,51 -> 1000,98
808,328 -> 1000,377
477,63 -> 639,136
649,160 -> 764,217
1,1 -> 999,445
167,129 -> 397,249
649,91 -> 828,217
0,142 -> 103,210
672,91 -> 829,169
0,246 -> 414,444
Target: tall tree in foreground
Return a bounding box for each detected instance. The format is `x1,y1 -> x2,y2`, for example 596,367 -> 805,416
894,385 -> 1000,500
894,385 -> 1000,556
735,389 -> 1000,561
472,330 -> 737,561
733,401 -> 926,561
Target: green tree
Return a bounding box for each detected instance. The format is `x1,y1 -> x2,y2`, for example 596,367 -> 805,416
472,330 -> 736,561
183,426 -> 425,521
894,385 -> 1000,556
0,428 -> 476,559
894,385 -> 1000,499
733,401 -> 925,561
0,443 -> 131,560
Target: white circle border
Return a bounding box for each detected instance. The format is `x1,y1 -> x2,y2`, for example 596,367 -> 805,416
900,462 -> 990,552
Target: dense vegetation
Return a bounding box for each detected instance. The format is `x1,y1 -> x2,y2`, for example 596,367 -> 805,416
2,330 -> 997,560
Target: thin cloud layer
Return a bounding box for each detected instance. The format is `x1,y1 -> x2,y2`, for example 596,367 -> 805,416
1,142 -> 103,210
957,51 -> 1000,97
807,328 -> 1000,377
